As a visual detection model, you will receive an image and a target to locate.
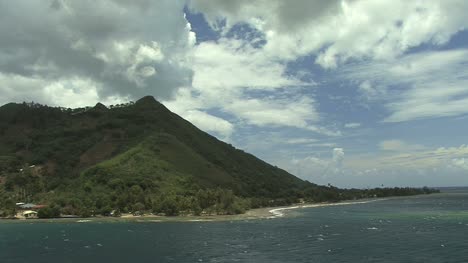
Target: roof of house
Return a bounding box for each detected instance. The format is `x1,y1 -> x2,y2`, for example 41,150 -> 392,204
20,203 -> 36,209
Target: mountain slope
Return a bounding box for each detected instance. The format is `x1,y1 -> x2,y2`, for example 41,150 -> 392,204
0,96 -> 438,217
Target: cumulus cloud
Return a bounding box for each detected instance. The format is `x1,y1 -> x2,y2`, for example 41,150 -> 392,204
165,33 -> 334,137
0,0 -> 194,106
192,38 -> 304,92
186,0 -> 468,130
225,97 -> 318,128
187,37 -> 324,132
181,110 -> 234,139
451,158 -> 468,170
190,0 -> 468,67
275,147 -> 347,185
279,144 -> 468,187
332,148 -> 345,167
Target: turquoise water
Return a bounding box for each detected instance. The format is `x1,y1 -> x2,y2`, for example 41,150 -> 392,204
1,191 -> 468,262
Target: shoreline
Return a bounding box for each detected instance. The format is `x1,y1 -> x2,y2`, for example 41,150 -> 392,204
267,198 -> 387,218
0,198 -> 389,224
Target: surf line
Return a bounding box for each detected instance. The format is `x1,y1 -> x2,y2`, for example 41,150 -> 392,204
268,198 -> 387,218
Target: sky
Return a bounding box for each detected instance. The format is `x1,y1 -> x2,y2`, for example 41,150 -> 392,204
1,0 -> 468,188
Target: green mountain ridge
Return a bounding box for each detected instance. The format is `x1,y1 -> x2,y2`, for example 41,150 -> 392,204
0,96 -> 438,217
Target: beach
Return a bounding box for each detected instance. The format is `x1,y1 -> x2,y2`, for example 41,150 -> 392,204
0,198 -> 387,223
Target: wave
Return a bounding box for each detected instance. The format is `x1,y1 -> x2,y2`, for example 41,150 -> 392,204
268,199 -> 387,218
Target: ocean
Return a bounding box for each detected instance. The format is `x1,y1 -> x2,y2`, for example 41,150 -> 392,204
1,189 -> 467,263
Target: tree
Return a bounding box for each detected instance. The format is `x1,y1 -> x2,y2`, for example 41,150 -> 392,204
38,206 -> 61,218
132,202 -> 145,213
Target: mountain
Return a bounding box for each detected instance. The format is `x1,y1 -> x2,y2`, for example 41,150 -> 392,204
0,97 -> 438,217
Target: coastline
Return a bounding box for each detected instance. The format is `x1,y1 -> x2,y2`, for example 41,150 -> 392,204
0,198 -> 388,224
267,198 -> 387,218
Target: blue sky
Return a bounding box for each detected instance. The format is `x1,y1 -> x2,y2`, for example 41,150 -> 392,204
1,0 -> 468,187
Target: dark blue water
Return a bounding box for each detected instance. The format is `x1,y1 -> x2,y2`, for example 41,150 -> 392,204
1,192 -> 468,262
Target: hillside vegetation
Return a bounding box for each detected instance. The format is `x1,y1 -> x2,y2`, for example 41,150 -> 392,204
0,96 -> 438,218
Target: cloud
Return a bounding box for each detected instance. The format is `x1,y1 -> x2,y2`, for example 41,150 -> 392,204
191,0 -> 468,67
275,147 -> 346,185
0,72 -> 125,108
306,143 -> 337,148
350,144 -> 468,171
332,148 -> 345,167
162,87 -> 234,139
342,49 -> 468,122
384,82 -> 468,123
190,0 -> 468,125
164,34 -> 338,136
279,143 -> 468,187
225,97 -> 318,128
285,138 -> 318,144
182,110 -> 234,139
192,38 -> 304,92
162,36 -> 327,137
357,81 -> 387,101
451,158 -> 468,170
344,122 -> 361,128
379,139 -> 426,152
0,0 -> 194,106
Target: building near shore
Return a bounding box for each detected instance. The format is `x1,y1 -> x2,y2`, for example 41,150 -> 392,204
22,210 -> 38,219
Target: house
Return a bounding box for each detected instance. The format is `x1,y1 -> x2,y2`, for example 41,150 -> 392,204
23,210 -> 38,219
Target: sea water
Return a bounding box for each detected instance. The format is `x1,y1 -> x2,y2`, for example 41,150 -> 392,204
1,189 -> 467,263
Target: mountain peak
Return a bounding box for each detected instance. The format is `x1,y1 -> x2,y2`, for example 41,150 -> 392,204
136,95 -> 158,106
93,102 -> 108,111
133,95 -> 170,113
